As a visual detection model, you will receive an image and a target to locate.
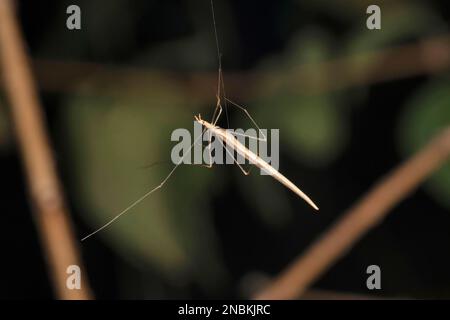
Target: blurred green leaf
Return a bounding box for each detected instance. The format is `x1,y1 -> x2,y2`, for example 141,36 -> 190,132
61,93 -> 227,290
346,2 -> 443,70
257,92 -> 347,167
397,77 -> 450,209
253,30 -> 348,167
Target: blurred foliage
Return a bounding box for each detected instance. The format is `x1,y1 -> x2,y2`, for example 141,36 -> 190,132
253,91 -> 347,167
348,1 -> 444,50
38,0 -> 141,60
44,0 -> 450,296
345,1 -> 445,72
61,94 -> 228,292
253,30 -> 348,167
397,76 -> 450,209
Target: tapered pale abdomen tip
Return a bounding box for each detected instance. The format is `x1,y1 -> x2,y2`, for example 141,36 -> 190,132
308,200 -> 319,211
303,195 -> 319,211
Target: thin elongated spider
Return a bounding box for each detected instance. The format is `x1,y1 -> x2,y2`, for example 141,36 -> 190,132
81,0 -> 318,241
195,113 -> 319,210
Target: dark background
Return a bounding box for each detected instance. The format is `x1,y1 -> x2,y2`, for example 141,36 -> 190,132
1,0 -> 450,299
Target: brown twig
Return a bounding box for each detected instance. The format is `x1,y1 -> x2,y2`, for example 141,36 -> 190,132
0,0 -> 92,299
0,34 -> 447,125
254,127 -> 450,300
16,34 -> 450,101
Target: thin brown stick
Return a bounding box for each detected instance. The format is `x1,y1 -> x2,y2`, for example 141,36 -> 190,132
0,0 -> 92,299
10,34 -> 449,101
254,127 -> 450,300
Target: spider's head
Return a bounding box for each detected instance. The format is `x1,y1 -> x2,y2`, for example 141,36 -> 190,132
195,114 -> 216,131
194,113 -> 207,126
194,113 -> 202,122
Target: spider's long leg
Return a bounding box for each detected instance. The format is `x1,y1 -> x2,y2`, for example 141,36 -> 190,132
224,98 -> 267,142
81,128 -> 206,241
217,137 -> 252,176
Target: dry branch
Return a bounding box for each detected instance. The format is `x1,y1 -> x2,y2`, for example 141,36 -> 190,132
255,127 -> 450,300
23,34 -> 450,101
0,0 -> 92,299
